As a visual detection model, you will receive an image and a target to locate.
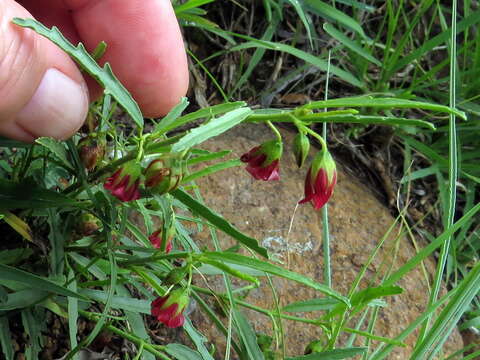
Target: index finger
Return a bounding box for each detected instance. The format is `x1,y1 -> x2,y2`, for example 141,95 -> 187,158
66,0 -> 189,117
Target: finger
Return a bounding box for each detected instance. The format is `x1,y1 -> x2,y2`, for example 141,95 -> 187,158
0,0 -> 88,141
65,0 -> 189,117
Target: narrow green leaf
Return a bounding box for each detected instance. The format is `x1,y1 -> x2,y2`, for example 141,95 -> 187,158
157,102 -> 246,135
384,202 -> 480,286
0,289 -> 47,311
391,9 -> 480,75
305,96 -> 467,120
303,0 -> 366,37
0,179 -> 78,209
200,252 -> 349,305
79,289 -> 150,313
187,150 -> 231,166
412,262 -> 480,359
233,309 -> 265,360
165,344 -> 203,360
171,189 -> 268,258
351,286 -> 403,307
67,268 -> 79,360
0,263 -> 85,300
287,0 -> 313,46
282,298 -> 340,312
230,39 -> 362,88
0,317 -> 14,360
286,347 -> 366,360
153,97 -> 189,134
183,319 -> 216,360
323,23 -> 381,66
301,114 -> 435,129
174,0 -> 215,14
183,159 -> 242,184
35,137 -> 74,171
0,248 -> 33,266
12,18 -> 143,128
117,285 -> 155,360
172,107 -> 252,152
22,308 -> 43,360
230,11 -> 280,94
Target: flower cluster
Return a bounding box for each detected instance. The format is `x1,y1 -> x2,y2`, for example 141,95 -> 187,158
240,136 -> 336,210
103,156 -> 183,202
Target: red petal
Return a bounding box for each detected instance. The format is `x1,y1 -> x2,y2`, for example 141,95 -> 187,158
246,158 -> 279,181
298,168 -> 314,204
240,146 -> 260,163
149,230 -> 162,248
156,303 -> 179,325
103,169 -> 122,190
167,314 -> 185,328
151,296 -> 168,316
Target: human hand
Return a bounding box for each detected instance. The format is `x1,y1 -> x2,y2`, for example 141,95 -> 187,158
0,0 -> 189,142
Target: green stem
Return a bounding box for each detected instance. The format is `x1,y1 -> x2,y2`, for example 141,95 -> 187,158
266,120 -> 282,142
135,133 -> 147,162
191,285 -> 403,346
322,50 -> 332,289
287,113 -> 327,150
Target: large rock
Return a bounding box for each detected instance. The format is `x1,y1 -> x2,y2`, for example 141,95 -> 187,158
180,123 -> 463,359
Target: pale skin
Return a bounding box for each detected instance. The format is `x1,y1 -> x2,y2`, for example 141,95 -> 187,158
0,0 -> 189,142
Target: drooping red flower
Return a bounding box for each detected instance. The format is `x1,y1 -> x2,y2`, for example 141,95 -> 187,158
103,162 -> 141,202
151,288 -> 189,328
299,149 -> 337,210
240,140 -> 282,181
148,229 -> 173,253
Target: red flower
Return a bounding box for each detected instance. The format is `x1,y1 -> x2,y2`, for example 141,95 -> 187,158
148,229 -> 173,253
151,288 -> 189,328
240,140 -> 282,181
104,162 -> 141,202
299,149 -> 337,210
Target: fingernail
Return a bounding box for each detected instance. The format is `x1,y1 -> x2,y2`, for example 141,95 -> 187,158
16,68 -> 88,139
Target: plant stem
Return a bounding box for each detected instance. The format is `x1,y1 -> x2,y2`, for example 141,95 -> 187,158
288,113 -> 327,150
78,310 -> 171,359
266,120 -> 282,141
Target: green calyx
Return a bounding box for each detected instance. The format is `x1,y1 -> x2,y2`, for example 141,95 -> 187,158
163,288 -> 189,312
292,132 -> 310,168
164,266 -> 189,286
259,140 -> 283,165
144,155 -> 183,195
118,161 -> 142,187
310,148 -> 336,182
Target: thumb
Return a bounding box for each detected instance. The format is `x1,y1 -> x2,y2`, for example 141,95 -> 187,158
0,0 -> 89,142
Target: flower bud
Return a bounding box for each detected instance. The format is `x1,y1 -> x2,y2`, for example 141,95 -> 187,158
305,339 -> 325,354
78,133 -> 106,171
78,213 -> 102,236
148,224 -> 174,253
164,266 -> 189,286
292,132 -> 310,168
144,156 -> 183,195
